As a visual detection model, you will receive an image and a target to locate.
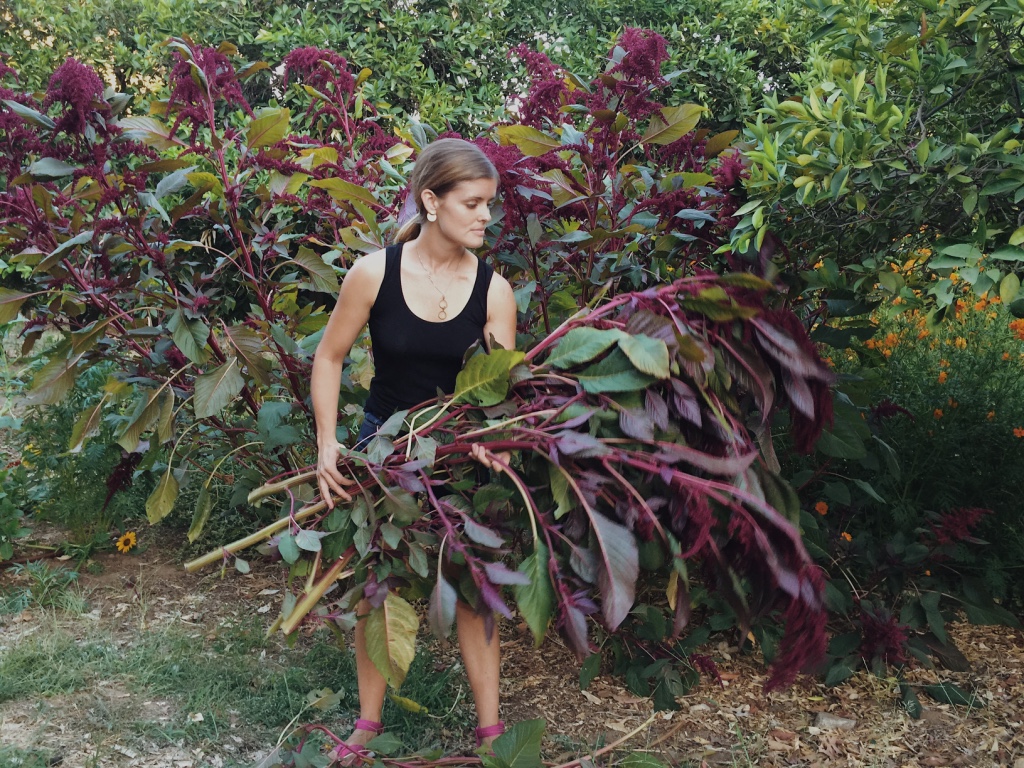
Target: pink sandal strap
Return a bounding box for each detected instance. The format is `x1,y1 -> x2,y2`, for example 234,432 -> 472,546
475,720 -> 505,747
328,741 -> 374,765
354,719 -> 385,734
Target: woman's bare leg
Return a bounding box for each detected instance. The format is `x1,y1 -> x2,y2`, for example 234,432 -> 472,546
456,601 -> 501,745
334,599 -> 387,760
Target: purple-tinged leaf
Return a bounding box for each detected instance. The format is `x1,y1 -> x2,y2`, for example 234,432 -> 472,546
782,372 -> 815,418
669,379 -> 701,426
428,573 -> 457,639
477,578 -> 514,619
588,510 -> 638,630
463,518 -> 505,548
483,561 -> 531,586
557,430 -> 611,457
619,407 -> 655,440
645,390 -> 670,431
652,444 -> 757,476
562,604 -> 591,657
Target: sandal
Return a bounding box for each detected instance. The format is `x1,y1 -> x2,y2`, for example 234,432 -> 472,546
328,719 -> 385,766
475,720 -> 505,752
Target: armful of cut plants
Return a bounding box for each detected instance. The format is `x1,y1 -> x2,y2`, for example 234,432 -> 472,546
187,274 -> 834,691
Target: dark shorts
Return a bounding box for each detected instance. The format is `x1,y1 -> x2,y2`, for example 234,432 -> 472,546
354,410 -> 386,451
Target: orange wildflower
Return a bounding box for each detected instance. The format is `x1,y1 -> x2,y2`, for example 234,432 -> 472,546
939,359 -> 950,368
987,411 -> 996,420
948,397 -> 958,409
1003,352 -> 1011,361
815,501 -> 829,516
954,336 -> 967,350
1014,427 -> 1024,438
974,299 -> 988,311
934,408 -> 944,419
917,329 -> 930,339
841,532 -> 853,542
937,371 -> 948,384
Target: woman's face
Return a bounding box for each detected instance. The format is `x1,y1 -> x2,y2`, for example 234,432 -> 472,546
426,177 -> 498,249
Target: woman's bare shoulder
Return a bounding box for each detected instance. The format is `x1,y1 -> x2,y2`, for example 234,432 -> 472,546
342,248 -> 388,290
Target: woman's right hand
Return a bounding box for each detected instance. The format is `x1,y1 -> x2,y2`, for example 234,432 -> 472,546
317,439 -> 355,508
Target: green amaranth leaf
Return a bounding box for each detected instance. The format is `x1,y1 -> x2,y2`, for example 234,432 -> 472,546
515,543 -> 554,647
293,246 -> 339,293
188,483 -> 214,542
617,333 -> 670,378
491,719 -> 546,768
167,309 -> 210,364
545,327 -> 624,369
577,347 -> 656,393
146,469 -> 179,524
454,348 -> 525,406
641,103 -> 704,145
497,125 -> 561,156
193,359 -> 245,419
364,593 -> 419,688
246,106 -> 290,149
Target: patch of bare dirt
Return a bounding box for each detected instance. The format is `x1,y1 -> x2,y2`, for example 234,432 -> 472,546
3,526 -> 1023,768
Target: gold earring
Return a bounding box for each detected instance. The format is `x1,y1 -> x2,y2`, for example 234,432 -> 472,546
426,212 -> 437,222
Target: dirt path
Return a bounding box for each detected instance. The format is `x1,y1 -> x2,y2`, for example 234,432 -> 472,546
2,528 -> 1022,768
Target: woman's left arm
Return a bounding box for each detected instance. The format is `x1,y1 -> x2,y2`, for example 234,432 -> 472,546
483,272 -> 517,351
471,273 -> 518,471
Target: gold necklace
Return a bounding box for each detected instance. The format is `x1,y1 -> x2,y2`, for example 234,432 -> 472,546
414,247 -> 461,320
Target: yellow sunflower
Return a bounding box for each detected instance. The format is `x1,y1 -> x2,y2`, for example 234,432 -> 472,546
116,531 -> 137,553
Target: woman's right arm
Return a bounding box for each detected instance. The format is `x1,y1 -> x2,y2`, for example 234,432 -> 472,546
310,251 -> 386,507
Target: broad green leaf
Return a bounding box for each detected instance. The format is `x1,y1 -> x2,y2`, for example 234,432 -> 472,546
223,324 -> 274,387
154,166 -> 195,200
193,359 -> 245,419
577,348 -> 656,394
900,683 -> 922,719
816,419 -> 867,460
69,397 -> 108,453
990,245 -> 1024,262
28,350 -> 85,405
0,288 -> 32,324
1010,226 -> 1024,247
364,593 -> 419,688
156,388 -> 175,443
617,334 -> 670,378
453,349 -> 525,406
188,483 -> 214,542
167,309 -> 210,364
117,388 -> 164,452
703,130 -> 739,159
641,104 -> 704,146
246,106 -> 290,149
146,470 -> 179,524
548,463 -> 574,519
309,177 -> 376,205
28,157 -> 80,178
515,544 -> 554,646
497,125 -> 561,156
116,116 -> 178,150
295,529 -> 322,552
923,682 -> 983,708
278,533 -> 300,564
1000,273 -> 1021,305
3,98 -> 56,130
491,719 -> 545,768
545,328 -> 625,369
293,246 -> 340,293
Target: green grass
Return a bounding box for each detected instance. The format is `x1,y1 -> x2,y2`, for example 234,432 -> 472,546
0,745 -> 55,768
0,616 -> 472,756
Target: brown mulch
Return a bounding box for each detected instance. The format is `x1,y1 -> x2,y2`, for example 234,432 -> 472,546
2,527 -> 1023,768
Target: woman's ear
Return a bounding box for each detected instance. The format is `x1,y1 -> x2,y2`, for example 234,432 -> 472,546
420,188 -> 439,218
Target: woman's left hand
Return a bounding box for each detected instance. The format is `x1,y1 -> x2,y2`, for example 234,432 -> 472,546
470,444 -> 512,474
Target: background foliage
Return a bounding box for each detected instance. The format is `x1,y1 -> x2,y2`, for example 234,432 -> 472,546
1,0 -> 1021,723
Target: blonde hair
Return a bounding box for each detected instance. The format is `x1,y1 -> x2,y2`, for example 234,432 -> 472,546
395,138 -> 498,243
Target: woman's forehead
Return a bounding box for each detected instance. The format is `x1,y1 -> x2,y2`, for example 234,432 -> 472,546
448,177 -> 499,198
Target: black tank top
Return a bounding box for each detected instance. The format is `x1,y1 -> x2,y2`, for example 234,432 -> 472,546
363,242 -> 494,418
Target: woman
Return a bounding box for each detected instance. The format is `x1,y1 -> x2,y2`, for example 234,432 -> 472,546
310,138 -> 517,763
